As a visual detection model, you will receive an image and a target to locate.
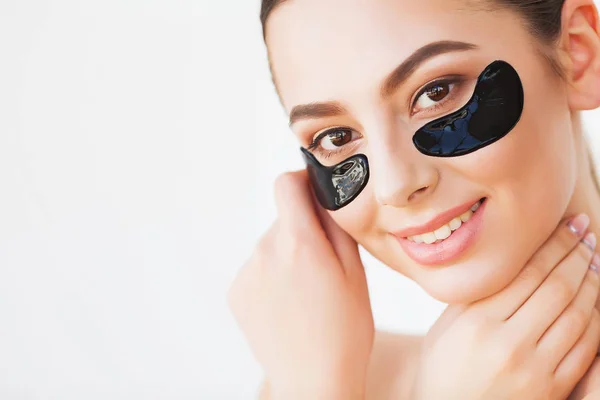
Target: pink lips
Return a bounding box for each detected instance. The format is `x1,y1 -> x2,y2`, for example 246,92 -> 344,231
392,198 -> 487,266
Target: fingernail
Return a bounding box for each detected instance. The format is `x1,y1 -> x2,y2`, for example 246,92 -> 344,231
569,213 -> 590,236
590,254 -> 600,272
583,232 -> 597,251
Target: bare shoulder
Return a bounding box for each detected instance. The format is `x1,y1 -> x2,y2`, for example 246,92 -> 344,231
257,331 -> 424,400
365,331 -> 424,400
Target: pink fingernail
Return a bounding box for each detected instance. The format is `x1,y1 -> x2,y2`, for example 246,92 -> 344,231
569,214 -> 590,236
583,232 -> 597,251
591,254 -> 600,273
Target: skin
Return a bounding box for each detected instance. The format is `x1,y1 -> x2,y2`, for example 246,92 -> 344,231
267,0 -> 600,304
252,0 -> 600,397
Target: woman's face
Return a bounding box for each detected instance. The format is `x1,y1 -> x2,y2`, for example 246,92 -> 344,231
266,0 -> 579,303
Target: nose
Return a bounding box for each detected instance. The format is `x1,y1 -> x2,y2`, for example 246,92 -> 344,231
370,140 -> 439,208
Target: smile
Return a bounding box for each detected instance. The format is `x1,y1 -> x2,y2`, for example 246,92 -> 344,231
406,199 -> 485,244
392,198 -> 488,266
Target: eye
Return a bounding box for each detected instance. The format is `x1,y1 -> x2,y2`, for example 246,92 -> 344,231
414,82 -> 454,110
309,128 -> 359,151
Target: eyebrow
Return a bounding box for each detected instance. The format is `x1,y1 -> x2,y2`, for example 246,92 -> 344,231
288,40 -> 478,127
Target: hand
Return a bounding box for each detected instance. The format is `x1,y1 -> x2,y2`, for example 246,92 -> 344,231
228,170 -> 374,400
569,356 -> 600,399
411,214 -> 600,400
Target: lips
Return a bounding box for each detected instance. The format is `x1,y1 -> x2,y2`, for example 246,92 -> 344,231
392,198 -> 485,238
392,198 -> 488,266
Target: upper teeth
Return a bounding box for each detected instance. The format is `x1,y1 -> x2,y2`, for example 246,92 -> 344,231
407,200 -> 482,244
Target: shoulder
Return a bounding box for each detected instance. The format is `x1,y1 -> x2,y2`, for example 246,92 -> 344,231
366,331 -> 424,400
257,331 -> 424,400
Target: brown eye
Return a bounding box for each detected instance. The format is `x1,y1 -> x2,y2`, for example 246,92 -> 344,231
330,130 -> 352,146
414,81 -> 455,111
319,129 -> 356,151
427,84 -> 450,102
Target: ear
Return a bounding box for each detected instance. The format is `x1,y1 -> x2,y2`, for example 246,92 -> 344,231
561,0 -> 600,110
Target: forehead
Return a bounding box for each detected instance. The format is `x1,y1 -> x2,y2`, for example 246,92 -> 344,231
266,0 -> 522,112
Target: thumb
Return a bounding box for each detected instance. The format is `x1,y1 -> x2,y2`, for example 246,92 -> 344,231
309,186 -> 365,279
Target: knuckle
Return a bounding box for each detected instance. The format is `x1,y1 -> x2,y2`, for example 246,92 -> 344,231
525,229 -> 575,278
574,239 -> 594,260
549,276 -> 578,304
491,338 -> 525,372
515,263 -> 545,286
273,170 -> 305,199
284,233 -> 312,260
274,171 -> 292,188
551,277 -> 577,304
567,307 -> 590,333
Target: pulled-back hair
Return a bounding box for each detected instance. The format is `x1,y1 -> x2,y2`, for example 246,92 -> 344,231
259,0 -> 600,188
260,0 -> 566,43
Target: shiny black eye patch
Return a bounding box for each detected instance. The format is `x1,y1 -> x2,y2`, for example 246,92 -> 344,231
300,60 -> 525,211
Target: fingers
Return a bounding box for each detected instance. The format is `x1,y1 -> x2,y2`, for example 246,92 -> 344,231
537,260 -> 600,367
553,310 -> 600,398
312,192 -> 363,277
566,356 -> 600,400
274,170 -> 326,239
273,170 -> 362,278
507,232 -> 596,341
472,214 -> 590,320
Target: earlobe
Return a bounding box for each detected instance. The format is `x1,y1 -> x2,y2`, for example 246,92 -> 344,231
564,1 -> 600,110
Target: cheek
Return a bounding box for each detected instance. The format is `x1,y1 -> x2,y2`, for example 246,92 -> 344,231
424,107 -> 578,303
328,184 -> 380,241
327,91 -> 578,305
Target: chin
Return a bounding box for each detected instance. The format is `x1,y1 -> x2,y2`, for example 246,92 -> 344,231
408,247 -> 530,305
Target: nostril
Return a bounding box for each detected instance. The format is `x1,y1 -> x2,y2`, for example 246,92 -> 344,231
408,186 -> 429,202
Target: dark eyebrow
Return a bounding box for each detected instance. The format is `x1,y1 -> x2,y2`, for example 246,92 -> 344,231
288,102 -> 347,127
288,40 -> 478,127
380,40 -> 478,98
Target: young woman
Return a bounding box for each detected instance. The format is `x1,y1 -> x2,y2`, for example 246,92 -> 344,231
230,0 -> 600,398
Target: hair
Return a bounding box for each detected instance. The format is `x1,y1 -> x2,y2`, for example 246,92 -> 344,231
260,0 -> 566,40
259,0 -> 600,189
260,0 -> 567,73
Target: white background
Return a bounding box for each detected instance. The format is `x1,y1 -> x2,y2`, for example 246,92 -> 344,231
0,0 -> 599,399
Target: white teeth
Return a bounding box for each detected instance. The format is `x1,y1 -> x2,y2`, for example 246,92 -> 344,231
449,218 -> 462,231
406,200 -> 483,244
422,232 -> 437,244
410,235 -> 424,244
434,225 -> 452,240
460,210 -> 473,222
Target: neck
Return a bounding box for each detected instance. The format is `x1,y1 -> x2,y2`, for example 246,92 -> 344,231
566,113 -> 600,244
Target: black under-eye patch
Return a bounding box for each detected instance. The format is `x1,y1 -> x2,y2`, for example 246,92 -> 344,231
412,60 -> 524,157
300,148 -> 370,211
299,60 -> 524,211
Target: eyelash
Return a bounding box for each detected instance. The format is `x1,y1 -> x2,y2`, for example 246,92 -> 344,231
306,76 -> 465,159
307,128 -> 355,159
411,76 -> 463,115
